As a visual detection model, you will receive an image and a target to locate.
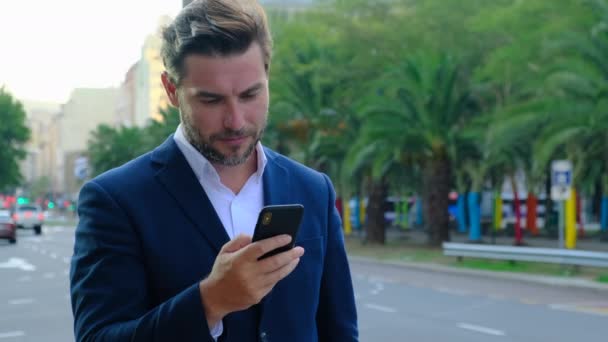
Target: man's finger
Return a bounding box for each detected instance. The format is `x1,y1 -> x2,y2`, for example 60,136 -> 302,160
262,258 -> 301,287
221,234 -> 252,254
258,246 -> 305,274
244,234 -> 292,259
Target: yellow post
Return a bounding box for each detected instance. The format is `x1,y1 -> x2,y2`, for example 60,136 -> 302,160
565,188 -> 577,249
359,199 -> 366,226
494,196 -> 503,231
343,201 -> 352,235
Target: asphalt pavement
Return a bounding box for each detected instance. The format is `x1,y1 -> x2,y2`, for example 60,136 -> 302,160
1,224 -> 607,341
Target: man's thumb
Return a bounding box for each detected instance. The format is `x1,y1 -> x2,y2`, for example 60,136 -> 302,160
220,234 -> 252,253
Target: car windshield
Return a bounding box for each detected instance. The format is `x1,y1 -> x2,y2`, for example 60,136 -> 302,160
0,210 -> 10,218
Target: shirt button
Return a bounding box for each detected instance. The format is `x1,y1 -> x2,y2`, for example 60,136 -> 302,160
259,331 -> 268,342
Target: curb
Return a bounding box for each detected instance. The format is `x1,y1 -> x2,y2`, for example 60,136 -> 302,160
347,255 -> 608,293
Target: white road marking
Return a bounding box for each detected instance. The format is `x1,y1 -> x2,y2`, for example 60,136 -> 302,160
0,258 -> 36,271
9,298 -> 35,305
50,253 -> 58,259
64,269 -> 69,276
63,257 -> 71,264
457,323 -> 505,336
365,303 -> 397,313
0,331 -> 25,338
39,250 -> 47,255
43,272 -> 56,279
370,281 -> 384,295
435,287 -> 471,296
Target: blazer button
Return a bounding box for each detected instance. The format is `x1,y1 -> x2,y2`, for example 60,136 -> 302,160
259,331 -> 268,342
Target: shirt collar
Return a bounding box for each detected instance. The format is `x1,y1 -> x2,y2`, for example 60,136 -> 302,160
173,124 -> 267,185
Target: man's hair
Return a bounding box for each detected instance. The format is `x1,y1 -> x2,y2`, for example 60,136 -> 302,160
161,0 -> 272,85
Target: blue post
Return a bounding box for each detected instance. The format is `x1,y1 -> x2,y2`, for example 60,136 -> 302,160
457,193 -> 467,233
468,192 -> 481,241
352,196 -> 361,230
416,196 -> 423,227
601,196 -> 608,232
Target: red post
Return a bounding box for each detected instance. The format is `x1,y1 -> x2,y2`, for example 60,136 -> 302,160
576,191 -> 584,238
526,193 -> 539,236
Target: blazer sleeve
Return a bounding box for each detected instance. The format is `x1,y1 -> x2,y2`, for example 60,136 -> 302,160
70,180 -> 215,342
316,174 -> 359,341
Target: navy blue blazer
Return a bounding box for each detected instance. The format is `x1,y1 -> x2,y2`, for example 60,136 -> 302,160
70,136 -> 358,341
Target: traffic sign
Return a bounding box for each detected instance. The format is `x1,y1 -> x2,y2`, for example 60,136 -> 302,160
74,156 -> 89,180
551,160 -> 572,201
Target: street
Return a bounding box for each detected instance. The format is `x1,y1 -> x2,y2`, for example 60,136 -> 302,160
1,225 -> 607,341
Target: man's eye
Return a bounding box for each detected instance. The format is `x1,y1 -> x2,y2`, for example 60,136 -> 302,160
201,98 -> 221,104
241,92 -> 257,100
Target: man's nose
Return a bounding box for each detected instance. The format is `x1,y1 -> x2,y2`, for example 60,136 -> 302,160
223,99 -> 245,130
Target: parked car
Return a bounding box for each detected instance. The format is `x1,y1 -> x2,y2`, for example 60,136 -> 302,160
13,205 -> 44,235
0,209 -> 16,243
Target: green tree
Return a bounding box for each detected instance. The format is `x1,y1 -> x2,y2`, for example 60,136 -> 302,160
86,106 -> 180,177
355,54 -> 481,246
87,124 -> 147,177
0,88 -> 30,191
144,106 -> 182,149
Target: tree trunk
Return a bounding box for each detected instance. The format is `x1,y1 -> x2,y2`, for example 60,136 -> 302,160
576,190 -> 585,238
510,174 -> 524,245
468,192 -> 482,242
365,177 -> 387,244
457,193 -> 467,233
423,155 -> 451,246
526,192 -> 539,236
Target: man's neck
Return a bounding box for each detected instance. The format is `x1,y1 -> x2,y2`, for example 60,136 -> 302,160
213,149 -> 258,195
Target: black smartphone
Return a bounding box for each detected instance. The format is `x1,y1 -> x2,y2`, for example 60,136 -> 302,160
252,204 -> 304,260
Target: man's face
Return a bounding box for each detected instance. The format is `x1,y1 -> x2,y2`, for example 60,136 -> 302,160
164,43 -> 269,166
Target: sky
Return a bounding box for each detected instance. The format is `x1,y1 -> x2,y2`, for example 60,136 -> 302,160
0,0 -> 181,104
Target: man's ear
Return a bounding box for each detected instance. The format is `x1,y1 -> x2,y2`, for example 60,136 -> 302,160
161,72 -> 180,107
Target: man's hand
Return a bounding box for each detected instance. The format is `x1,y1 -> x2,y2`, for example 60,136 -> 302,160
199,234 -> 305,327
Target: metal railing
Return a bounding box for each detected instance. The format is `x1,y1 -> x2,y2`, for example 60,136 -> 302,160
442,242 -> 608,268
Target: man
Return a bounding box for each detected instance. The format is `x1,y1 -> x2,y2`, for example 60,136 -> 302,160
69,0 -> 358,341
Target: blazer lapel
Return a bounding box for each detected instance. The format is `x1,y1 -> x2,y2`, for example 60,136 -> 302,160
262,148 -> 291,206
151,136 -> 229,253
259,148 -> 292,324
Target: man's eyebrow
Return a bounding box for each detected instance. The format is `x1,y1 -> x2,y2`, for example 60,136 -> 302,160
241,83 -> 264,94
191,83 -> 264,98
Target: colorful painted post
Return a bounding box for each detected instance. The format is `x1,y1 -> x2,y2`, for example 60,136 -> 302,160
457,193 -> 467,233
565,188 -> 577,249
352,196 -> 360,231
494,194 -> 503,231
416,197 -> 424,227
359,198 -> 366,227
576,191 -> 584,238
468,192 -> 481,241
343,200 -> 352,235
526,193 -> 539,236
400,199 -> 409,229
601,196 -> 608,232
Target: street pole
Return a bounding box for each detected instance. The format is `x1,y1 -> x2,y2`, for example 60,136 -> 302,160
183,0 -> 193,7
558,200 -> 565,249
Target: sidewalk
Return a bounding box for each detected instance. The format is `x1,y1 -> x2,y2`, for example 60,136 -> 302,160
385,226 -> 608,252
345,227 -> 608,292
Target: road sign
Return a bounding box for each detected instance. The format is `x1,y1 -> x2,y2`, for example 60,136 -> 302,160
551,160 -> 572,201
74,156 -> 89,181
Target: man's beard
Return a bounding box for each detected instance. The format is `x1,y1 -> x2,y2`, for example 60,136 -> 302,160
181,113 -> 265,166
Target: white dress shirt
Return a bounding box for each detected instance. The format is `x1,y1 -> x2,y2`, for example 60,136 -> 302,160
173,124 -> 267,340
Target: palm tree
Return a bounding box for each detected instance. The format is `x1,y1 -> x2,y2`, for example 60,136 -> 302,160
353,53 -> 481,246
533,0 -> 608,236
